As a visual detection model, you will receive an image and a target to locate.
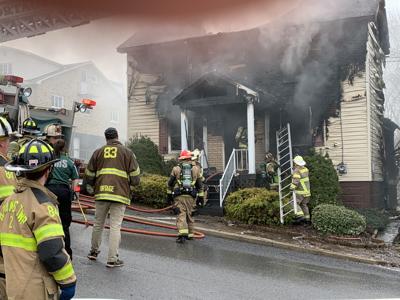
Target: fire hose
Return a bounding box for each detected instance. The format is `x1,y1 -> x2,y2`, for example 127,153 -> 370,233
72,195 -> 205,239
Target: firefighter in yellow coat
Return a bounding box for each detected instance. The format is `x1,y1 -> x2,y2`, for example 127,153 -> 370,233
167,150 -> 204,243
0,115 -> 17,299
1,139 -> 77,300
290,155 -> 311,222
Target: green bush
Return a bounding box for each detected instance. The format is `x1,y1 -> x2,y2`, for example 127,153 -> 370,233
131,174 -> 168,208
225,188 -> 294,225
356,208 -> 390,232
127,136 -> 165,175
304,152 -> 340,210
312,204 -> 366,236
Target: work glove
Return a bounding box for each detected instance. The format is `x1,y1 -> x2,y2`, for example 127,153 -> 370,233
166,193 -> 174,205
196,196 -> 204,207
60,284 -> 76,300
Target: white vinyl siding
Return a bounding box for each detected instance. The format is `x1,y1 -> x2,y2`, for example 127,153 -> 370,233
318,73 -> 370,182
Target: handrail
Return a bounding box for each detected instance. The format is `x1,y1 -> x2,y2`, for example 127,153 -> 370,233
219,149 -> 249,207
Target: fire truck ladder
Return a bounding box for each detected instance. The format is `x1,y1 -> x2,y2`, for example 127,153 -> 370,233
276,123 -> 297,224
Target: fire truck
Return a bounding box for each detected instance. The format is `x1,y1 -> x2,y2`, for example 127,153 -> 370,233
0,74 -> 96,154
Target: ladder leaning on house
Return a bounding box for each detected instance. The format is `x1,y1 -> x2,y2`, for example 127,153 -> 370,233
276,123 -> 298,224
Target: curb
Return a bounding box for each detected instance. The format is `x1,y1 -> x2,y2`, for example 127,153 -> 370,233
131,215 -> 389,267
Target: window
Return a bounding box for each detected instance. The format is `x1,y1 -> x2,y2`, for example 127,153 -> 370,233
110,111 -> 119,123
51,95 -> 64,108
0,63 -> 12,75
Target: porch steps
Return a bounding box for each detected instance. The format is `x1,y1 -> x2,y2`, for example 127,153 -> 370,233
199,172 -> 224,216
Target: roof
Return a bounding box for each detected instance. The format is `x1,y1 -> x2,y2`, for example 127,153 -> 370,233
26,62 -> 92,84
118,0 -> 383,52
0,46 -> 62,68
117,24 -> 207,52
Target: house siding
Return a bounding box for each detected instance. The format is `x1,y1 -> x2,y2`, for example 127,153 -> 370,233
320,72 -> 370,182
127,65 -> 166,144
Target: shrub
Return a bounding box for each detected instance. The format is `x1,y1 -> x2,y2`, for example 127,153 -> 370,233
304,152 -> 340,210
131,174 -> 168,208
225,188 -> 294,225
311,204 -> 366,236
127,136 -> 165,175
356,208 -> 390,232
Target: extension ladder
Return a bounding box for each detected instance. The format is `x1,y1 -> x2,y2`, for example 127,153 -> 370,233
276,123 -> 297,224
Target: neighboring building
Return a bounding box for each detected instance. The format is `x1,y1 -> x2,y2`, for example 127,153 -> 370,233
0,46 -> 126,161
118,0 -> 394,209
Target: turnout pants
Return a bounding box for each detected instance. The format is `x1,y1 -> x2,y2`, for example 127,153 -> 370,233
46,184 -> 73,258
296,195 -> 310,220
174,195 -> 195,237
91,201 -> 126,262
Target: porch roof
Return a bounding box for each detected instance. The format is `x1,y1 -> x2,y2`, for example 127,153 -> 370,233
172,72 -> 259,109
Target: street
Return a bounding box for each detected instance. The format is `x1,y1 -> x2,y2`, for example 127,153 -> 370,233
71,223 -> 400,300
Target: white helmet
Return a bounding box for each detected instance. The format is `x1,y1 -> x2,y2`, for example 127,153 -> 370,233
293,155 -> 306,166
0,116 -> 14,138
44,124 -> 63,137
191,149 -> 201,161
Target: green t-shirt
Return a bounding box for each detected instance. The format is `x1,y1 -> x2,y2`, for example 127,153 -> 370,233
48,153 -> 79,186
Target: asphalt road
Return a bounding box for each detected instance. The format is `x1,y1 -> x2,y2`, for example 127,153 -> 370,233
71,223 -> 400,300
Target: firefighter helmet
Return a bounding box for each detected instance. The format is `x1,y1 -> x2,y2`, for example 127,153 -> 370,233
5,139 -> 59,174
44,124 -> 63,137
0,116 -> 14,138
191,149 -> 201,161
178,150 -> 192,160
22,117 -> 40,134
265,152 -> 274,162
293,155 -> 306,167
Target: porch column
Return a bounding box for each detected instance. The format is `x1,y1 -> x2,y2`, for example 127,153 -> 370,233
247,100 -> 256,174
202,118 -> 208,168
181,110 -> 188,150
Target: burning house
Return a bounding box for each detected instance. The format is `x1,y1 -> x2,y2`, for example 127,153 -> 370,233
118,0 -> 396,209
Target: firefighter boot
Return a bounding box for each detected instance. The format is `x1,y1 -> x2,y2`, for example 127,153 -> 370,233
176,235 -> 187,244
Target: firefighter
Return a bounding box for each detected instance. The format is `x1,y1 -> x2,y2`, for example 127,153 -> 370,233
7,117 -> 41,160
46,139 -> 80,259
191,149 -> 208,207
85,127 -> 140,268
0,116 -> 17,299
167,149 -> 204,243
1,139 -> 76,299
235,126 -> 248,149
290,155 -> 311,223
43,123 -> 64,146
259,152 -> 279,190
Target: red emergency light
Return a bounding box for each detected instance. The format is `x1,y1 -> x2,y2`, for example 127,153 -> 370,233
81,98 -> 96,108
4,75 -> 23,84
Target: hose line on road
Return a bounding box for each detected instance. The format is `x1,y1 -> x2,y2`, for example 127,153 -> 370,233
72,195 -> 205,239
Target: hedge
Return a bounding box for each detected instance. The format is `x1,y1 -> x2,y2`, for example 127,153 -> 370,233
311,204 -> 366,236
127,136 -> 166,175
356,208 -> 390,232
131,174 -> 168,208
225,188 -> 294,225
304,152 -> 340,210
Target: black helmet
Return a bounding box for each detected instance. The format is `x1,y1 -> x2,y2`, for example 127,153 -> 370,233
22,118 -> 41,135
5,139 -> 59,174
